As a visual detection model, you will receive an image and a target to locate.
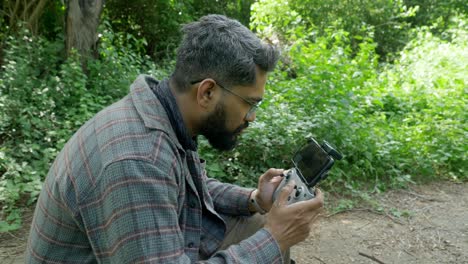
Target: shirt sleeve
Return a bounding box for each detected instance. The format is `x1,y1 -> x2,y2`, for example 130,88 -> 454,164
205,176 -> 254,216
210,228 -> 283,263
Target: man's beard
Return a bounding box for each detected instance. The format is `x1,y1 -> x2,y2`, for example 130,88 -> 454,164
199,103 -> 249,151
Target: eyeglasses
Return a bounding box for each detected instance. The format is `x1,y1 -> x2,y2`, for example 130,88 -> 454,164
191,79 -> 262,120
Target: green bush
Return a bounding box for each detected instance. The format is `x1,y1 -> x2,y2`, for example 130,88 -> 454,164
201,16 -> 467,194
366,17 -> 468,182
404,0 -> 468,32
251,0 -> 416,60
105,0 -> 254,59
0,29 -> 74,230
251,0 -> 467,61
0,22 -> 160,230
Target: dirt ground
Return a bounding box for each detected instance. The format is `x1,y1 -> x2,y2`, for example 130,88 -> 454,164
292,181 -> 468,264
1,181 -> 467,264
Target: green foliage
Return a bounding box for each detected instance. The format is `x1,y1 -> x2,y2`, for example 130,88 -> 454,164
366,17 -> 468,182
38,0 -> 66,39
201,16 -> 467,195
186,0 -> 255,28
0,22 -> 159,231
104,0 -> 189,59
252,0 -> 416,60
250,0 -> 306,42
0,30 -> 77,229
105,0 -> 254,59
404,0 -> 468,32
251,0 -> 467,60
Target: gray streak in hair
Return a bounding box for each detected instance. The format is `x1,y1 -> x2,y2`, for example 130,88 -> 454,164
172,14 -> 280,92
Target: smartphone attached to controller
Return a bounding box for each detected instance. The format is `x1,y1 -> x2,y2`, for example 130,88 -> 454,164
273,138 -> 343,204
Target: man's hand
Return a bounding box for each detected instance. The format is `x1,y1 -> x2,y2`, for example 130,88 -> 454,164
254,168 -> 285,212
264,180 -> 324,252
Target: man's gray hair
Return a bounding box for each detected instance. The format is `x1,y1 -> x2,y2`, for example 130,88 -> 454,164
172,14 -> 280,92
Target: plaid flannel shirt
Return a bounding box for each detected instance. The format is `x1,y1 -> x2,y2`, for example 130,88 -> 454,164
25,75 -> 283,263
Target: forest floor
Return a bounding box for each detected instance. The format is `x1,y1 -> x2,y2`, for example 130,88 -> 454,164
1,181 -> 467,264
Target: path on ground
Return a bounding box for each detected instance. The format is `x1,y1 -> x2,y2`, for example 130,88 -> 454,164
292,181 -> 468,263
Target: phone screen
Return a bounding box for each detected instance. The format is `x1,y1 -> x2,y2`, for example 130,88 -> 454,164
293,141 -> 330,183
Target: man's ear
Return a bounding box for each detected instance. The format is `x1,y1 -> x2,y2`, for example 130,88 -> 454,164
196,79 -> 218,109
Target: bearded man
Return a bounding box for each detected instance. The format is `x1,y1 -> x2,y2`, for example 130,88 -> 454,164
26,15 -> 323,263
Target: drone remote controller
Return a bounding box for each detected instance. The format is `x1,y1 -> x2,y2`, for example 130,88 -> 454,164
273,168 -> 316,204
272,138 -> 342,204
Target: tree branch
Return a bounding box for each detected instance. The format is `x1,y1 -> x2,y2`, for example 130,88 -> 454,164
28,0 -> 48,34
9,0 -> 22,27
358,252 -> 386,264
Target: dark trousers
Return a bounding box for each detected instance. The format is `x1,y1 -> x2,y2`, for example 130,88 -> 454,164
217,213 -> 291,264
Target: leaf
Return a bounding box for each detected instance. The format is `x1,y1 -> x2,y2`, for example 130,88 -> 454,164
0,220 -> 21,232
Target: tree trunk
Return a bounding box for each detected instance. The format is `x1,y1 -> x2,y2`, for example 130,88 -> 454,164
2,0 -> 49,35
65,0 -> 104,65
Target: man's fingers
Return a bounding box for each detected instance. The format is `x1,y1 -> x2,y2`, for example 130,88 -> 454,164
302,188 -> 324,210
288,188 -> 324,212
314,187 -> 323,198
262,168 -> 285,181
274,180 -> 295,207
271,175 -> 283,183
